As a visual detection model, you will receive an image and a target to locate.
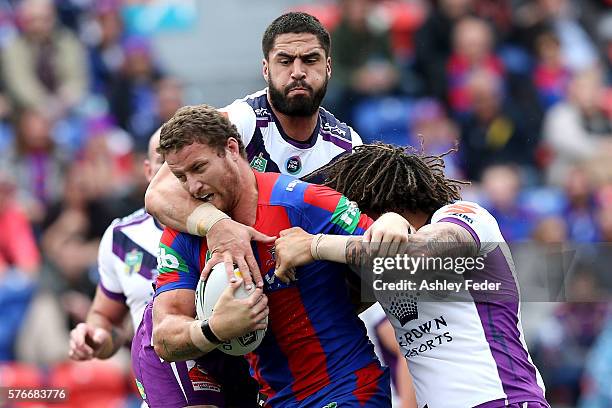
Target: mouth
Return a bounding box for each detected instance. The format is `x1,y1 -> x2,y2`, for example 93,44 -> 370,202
200,193 -> 214,202
287,87 -> 310,96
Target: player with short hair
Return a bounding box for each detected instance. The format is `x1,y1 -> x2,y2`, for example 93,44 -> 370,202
68,130 -> 165,362
146,104 -> 391,407
273,143 -> 550,408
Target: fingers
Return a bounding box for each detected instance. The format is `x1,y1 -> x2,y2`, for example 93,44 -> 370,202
279,227 -> 303,237
250,228 -> 276,243
69,323 -> 94,360
201,253 -> 220,281
222,252 -> 235,284
363,227 -> 372,243
235,256 -> 253,291
253,307 -> 269,327
250,294 -> 268,316
246,288 -> 264,307
245,252 -> 263,288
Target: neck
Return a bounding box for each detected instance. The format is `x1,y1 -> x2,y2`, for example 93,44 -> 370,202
403,210 -> 431,231
230,161 -> 259,226
268,94 -> 318,142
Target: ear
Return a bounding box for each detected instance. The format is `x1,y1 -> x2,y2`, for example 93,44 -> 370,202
326,56 -> 332,79
262,58 -> 269,83
226,137 -> 241,159
143,159 -> 153,183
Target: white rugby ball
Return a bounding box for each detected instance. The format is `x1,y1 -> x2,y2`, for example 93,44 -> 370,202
195,263 -> 267,356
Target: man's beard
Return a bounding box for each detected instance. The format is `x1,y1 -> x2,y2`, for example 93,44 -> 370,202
268,75 -> 328,117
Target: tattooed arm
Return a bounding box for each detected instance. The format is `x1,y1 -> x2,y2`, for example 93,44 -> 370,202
274,222 -> 478,281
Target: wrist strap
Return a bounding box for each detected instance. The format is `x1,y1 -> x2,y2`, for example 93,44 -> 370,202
186,203 -> 230,236
314,235 -> 350,263
201,319 -> 223,344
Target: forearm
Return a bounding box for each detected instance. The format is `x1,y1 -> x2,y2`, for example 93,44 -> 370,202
315,224 -> 478,268
84,311 -> 124,359
145,163 -> 228,235
152,315 -> 216,362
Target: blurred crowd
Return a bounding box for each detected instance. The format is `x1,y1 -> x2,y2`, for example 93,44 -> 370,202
0,0 -> 611,407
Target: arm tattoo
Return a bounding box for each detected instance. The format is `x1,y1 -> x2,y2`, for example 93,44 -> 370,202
161,339 -> 204,361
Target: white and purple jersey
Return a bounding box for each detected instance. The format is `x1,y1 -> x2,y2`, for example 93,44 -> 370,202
379,201 -> 548,408
220,88 -> 362,177
98,208 -> 163,331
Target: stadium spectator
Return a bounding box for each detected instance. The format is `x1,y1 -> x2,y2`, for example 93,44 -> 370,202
446,16 -> 504,117
458,70 -> 534,180
108,36 -> 163,149
544,66 -> 612,185
0,171 -> 40,361
579,312 -> 612,408
531,266 -> 608,406
532,28 -> 572,110
560,165 -> 600,243
2,0 -> 88,121
407,98 -> 462,179
84,1 -> 125,94
413,0 -> 474,100
328,0 -> 399,124
40,163 -> 117,328
480,164 -> 536,241
513,0 -> 599,72
0,109 -> 67,228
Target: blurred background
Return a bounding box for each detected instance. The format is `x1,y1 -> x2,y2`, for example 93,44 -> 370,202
0,0 -> 610,407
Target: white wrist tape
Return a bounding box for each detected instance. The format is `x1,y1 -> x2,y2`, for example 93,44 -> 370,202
186,203 -> 230,236
311,234 -> 350,263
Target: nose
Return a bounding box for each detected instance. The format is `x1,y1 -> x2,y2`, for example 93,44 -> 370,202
185,174 -> 202,197
290,59 -> 306,81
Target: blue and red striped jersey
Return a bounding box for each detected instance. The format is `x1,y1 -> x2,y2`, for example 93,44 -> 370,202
155,171 -> 381,406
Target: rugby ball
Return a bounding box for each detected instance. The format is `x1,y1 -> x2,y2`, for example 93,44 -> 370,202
195,263 -> 267,356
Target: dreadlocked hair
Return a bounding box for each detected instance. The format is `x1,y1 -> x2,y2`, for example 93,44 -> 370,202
309,142 -> 468,215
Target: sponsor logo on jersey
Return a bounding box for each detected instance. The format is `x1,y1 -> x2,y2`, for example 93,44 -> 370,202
158,244 -> 189,274
285,156 -> 302,175
250,154 -> 268,172
125,249 -> 143,275
322,402 -> 338,408
187,362 -> 222,392
443,203 -> 477,214
322,122 -> 347,137
286,179 -> 302,192
331,196 -> 361,233
387,291 -> 419,326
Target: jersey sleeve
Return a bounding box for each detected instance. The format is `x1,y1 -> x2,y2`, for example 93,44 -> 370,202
155,227 -> 203,296
431,201 -> 503,254
97,220 -> 127,303
298,183 -> 373,236
219,100 -> 256,146
349,126 -> 363,147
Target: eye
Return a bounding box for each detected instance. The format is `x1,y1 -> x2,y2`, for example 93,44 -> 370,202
279,59 -> 290,66
177,175 -> 186,183
306,57 -> 318,64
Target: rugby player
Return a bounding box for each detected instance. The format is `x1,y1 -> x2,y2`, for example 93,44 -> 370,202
144,12 -> 363,288
148,105 -> 392,407
68,130 -> 165,362
273,143 -> 550,408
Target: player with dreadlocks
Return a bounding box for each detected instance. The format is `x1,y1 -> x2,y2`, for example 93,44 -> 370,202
274,143 -> 550,408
